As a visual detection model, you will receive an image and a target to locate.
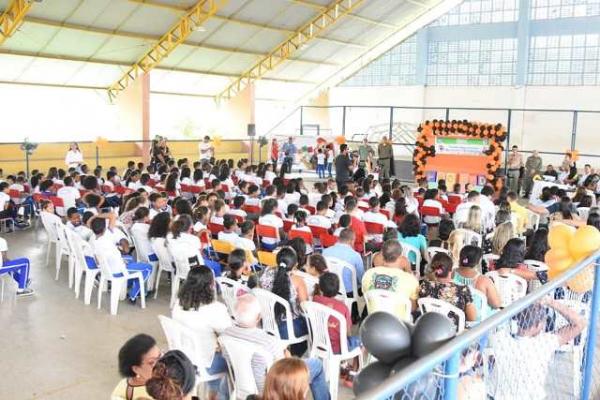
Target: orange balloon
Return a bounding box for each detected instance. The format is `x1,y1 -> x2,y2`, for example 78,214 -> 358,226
335,136 -> 346,145
545,248 -> 575,273
548,224 -> 576,250
567,265 -> 594,293
569,225 -> 600,260
548,267 -> 562,281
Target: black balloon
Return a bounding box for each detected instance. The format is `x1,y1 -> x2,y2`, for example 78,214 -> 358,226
359,312 -> 412,364
392,364 -> 441,400
353,361 -> 392,396
390,356 -> 417,375
412,312 -> 456,357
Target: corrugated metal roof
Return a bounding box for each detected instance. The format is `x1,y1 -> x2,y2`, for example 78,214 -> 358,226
0,0 -> 448,100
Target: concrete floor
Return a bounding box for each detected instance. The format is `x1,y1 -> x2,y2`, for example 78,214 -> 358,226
0,224 -> 355,400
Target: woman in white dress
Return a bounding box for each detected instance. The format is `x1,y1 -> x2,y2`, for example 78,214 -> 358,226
65,142 -> 84,170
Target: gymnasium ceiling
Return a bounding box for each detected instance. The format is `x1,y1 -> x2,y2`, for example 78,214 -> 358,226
0,0 -> 452,102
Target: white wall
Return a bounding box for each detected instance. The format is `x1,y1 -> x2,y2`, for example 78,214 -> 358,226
329,85 -> 600,167
0,83 -> 120,142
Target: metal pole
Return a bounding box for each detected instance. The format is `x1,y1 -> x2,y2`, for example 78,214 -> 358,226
300,106 -> 304,136
389,107 -> 394,140
445,108 -> 450,120
443,351 -> 461,400
342,106 -> 346,137
571,111 -> 578,151
504,109 -> 512,175
250,138 -> 254,165
25,151 -> 30,179
581,260 -> 600,400
95,146 -> 99,167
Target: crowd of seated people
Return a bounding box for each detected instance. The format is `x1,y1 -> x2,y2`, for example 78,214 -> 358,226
0,144 -> 593,400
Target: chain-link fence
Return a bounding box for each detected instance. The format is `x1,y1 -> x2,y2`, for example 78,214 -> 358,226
355,252 -> 600,400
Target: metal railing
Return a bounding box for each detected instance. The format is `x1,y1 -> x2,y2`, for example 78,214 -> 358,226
355,251 -> 600,400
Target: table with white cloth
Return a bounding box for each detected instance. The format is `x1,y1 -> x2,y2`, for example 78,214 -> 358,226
530,180 -> 572,202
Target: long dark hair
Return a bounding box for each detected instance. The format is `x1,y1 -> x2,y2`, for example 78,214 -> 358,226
525,228 -> 549,261
148,212 -> 171,239
287,237 -> 307,269
399,213 -> 421,237
496,238 -> 525,269
272,247 -> 298,320
178,266 -> 215,310
165,172 -> 178,192
588,212 -> 600,230
170,215 -> 192,239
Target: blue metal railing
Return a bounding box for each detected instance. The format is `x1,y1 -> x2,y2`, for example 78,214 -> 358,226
354,250 -> 600,400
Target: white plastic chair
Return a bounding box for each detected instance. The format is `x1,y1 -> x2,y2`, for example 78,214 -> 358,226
167,241 -> 195,309
485,271 -> 527,308
252,288 -> 308,348
482,253 -> 499,268
158,315 -> 226,397
301,301 -> 363,400
577,207 -> 590,222
325,257 -> 360,315
526,210 -> 540,231
96,252 -> 146,315
39,212 -> 60,267
218,335 -> 274,400
401,242 -> 422,279
455,228 -> 482,247
65,229 -> 100,304
524,259 -> 549,293
427,246 -> 451,260
54,223 -> 74,287
364,289 -> 412,322
418,297 -> 466,333
0,251 -> 18,305
130,230 -> 158,289
151,237 -> 174,300
292,270 -> 319,299
216,276 -> 249,317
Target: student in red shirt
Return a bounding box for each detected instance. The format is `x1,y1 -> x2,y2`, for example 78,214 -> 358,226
313,273 -> 361,355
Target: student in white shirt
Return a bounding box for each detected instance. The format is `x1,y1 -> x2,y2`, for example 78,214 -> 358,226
126,171 -> 141,190
0,182 -> 12,220
148,193 -> 169,220
138,173 -> 154,194
57,176 -> 81,210
291,211 -> 313,254
66,207 -> 93,242
334,214 -> 352,237
192,206 -> 210,234
130,207 -> 155,264
245,185 -> 261,207
199,135 -> 215,161
40,199 -> 62,232
235,221 -> 256,253
229,196 -> 248,219
422,188 -> 445,225
316,148 -> 326,179
264,163 -> 276,184
65,142 -> 84,169
258,199 -> 283,250
308,183 -> 326,207
306,200 -> 332,230
209,200 -> 227,225
217,215 -> 239,245
363,196 -> 397,229
172,266 -> 231,398
90,216 -> 151,301
167,214 -> 203,269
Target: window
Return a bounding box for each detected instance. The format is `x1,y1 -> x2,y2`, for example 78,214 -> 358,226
341,36 -> 417,87
431,0 -> 519,26
531,0 -> 600,20
427,38 -> 517,86
528,34 -> 600,85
